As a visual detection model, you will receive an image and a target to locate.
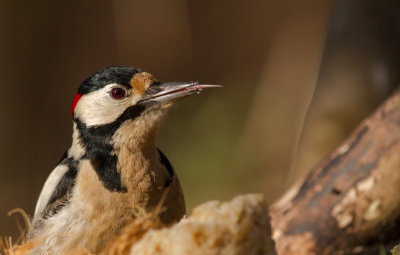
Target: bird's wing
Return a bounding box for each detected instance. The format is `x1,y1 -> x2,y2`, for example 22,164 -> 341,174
157,148 -> 174,177
157,148 -> 174,186
34,151 -> 78,219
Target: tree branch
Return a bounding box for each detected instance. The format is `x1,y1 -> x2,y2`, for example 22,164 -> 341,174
270,89 -> 400,254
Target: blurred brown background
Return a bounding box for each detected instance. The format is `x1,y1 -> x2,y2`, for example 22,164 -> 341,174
1,0 -> 400,239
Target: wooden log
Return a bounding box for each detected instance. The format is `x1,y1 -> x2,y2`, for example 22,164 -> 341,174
270,90 -> 400,255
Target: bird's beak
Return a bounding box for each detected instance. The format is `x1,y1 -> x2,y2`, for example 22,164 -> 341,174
144,82 -> 221,103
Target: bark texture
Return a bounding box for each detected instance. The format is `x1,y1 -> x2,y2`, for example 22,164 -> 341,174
270,90 -> 400,254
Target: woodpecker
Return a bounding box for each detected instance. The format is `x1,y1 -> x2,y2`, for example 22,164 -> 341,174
26,66 -> 219,254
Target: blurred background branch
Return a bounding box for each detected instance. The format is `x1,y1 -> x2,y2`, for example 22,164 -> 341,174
1,0 -> 400,243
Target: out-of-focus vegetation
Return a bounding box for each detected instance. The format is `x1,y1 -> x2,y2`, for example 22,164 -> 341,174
1,0 -> 399,241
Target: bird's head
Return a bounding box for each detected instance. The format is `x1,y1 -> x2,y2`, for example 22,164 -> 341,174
70,66 -> 218,150
72,66 -> 217,127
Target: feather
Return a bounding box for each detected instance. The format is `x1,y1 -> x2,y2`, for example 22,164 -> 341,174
34,153 -> 79,220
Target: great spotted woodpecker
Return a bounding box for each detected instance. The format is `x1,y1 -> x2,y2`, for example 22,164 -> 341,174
26,66 -> 219,254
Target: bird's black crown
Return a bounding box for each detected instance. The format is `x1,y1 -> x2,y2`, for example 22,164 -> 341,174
78,66 -> 142,95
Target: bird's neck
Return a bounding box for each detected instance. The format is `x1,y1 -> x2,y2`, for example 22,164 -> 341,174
111,117 -> 167,191
112,117 -> 160,153
71,115 -> 165,192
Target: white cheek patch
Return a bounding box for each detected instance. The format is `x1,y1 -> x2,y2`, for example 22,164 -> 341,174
74,84 -> 141,127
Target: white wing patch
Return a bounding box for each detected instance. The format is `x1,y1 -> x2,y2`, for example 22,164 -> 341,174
34,164 -> 69,219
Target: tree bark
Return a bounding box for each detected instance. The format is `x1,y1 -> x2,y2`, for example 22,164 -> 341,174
270,90 -> 400,255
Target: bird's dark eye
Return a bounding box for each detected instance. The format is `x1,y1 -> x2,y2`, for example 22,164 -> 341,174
111,87 -> 127,100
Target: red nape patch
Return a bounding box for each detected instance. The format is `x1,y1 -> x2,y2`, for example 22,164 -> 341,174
71,93 -> 82,115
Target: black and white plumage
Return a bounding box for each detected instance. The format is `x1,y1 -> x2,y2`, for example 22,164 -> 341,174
26,66 -> 219,254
